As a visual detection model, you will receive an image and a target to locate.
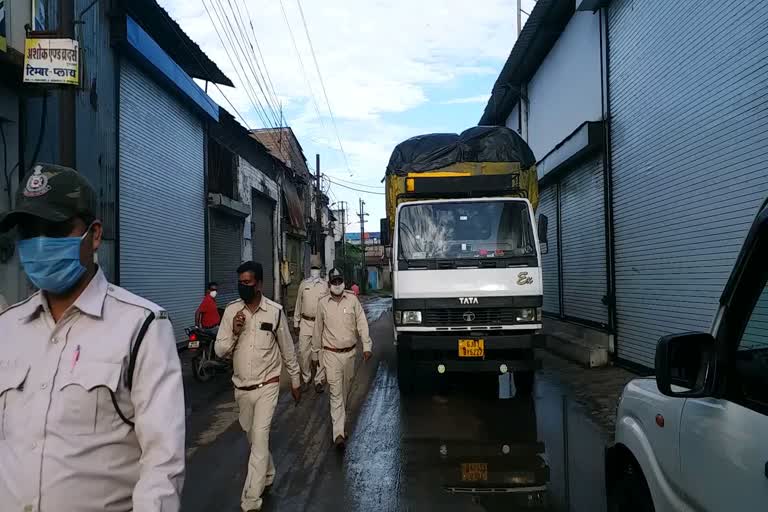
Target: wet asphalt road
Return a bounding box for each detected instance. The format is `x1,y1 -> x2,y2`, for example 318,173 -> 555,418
181,297 -> 610,512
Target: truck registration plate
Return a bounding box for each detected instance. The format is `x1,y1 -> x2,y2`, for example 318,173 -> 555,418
458,339 -> 484,357
461,463 -> 488,482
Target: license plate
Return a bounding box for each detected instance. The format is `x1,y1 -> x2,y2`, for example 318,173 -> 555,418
461,463 -> 488,482
458,338 -> 484,357
188,340 -> 200,349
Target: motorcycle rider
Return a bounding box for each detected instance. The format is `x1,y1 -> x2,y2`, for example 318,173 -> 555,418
196,281 -> 221,331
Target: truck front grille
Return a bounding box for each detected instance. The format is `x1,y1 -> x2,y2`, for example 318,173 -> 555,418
423,308 -> 520,326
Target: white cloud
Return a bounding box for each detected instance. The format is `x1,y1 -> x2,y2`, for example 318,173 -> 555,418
441,94 -> 491,105
159,0 -> 518,228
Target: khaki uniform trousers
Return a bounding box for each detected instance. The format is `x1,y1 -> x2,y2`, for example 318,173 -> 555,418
322,349 -> 357,440
235,383 -> 279,511
298,319 -> 325,386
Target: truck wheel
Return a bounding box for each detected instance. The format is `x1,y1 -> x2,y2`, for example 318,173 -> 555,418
396,347 -> 414,395
514,371 -> 535,394
608,457 -> 655,512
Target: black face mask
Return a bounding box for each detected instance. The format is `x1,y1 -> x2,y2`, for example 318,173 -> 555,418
238,283 -> 258,302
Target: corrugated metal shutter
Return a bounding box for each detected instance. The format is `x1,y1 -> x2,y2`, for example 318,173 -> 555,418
538,185 -> 560,315
560,156 -> 607,326
609,0 -> 768,367
209,210 -> 243,304
251,191 -> 275,299
119,61 -> 205,342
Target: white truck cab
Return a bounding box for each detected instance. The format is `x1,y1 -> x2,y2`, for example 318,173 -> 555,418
607,199 -> 768,511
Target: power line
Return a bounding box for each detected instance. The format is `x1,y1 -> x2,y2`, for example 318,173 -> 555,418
239,0 -> 283,117
324,174 -> 384,190
294,0 -> 352,174
326,177 -> 385,195
278,0 -> 326,128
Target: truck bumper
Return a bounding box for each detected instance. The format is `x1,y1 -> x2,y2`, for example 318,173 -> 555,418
402,333 -> 545,351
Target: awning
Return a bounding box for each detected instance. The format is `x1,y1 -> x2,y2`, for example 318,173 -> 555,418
282,179 -> 305,230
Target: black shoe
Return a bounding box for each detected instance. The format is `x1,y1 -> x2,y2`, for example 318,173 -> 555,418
315,382 -> 325,394
261,484 -> 273,497
334,435 -> 346,450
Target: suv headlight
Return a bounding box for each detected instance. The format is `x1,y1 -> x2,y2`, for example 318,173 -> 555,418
516,308 -> 536,322
402,311 -> 422,325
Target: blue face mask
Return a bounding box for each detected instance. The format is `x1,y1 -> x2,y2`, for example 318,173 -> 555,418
17,229 -> 90,295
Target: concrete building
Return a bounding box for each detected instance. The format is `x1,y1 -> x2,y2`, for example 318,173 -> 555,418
482,0 -> 768,370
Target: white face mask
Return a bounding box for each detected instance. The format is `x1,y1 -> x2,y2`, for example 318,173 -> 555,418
310,268 -> 321,278
209,290 -> 218,299
330,283 -> 345,296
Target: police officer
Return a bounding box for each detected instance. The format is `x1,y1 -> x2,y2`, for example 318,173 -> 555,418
293,254 -> 328,393
215,261 -> 301,512
312,268 -> 373,449
0,164 -> 185,511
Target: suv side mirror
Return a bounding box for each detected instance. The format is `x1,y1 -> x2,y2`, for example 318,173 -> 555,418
656,332 -> 717,398
380,218 -> 390,246
537,214 -> 549,255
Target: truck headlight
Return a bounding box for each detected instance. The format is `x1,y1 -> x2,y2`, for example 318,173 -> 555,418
393,311 -> 403,325
402,311 -> 422,324
516,308 -> 536,322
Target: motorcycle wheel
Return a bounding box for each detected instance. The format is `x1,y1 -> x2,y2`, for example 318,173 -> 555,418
192,348 -> 215,383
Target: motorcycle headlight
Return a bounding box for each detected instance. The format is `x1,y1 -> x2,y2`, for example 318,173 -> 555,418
516,308 -> 536,322
402,311 -> 422,325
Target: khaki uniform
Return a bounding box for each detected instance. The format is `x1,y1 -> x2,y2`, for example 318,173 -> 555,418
293,276 -> 328,386
0,269 -> 185,512
215,297 -> 300,512
312,291 -> 373,441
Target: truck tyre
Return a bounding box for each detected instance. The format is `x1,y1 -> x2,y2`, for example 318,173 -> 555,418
514,371 -> 535,394
608,457 -> 655,512
396,346 -> 415,395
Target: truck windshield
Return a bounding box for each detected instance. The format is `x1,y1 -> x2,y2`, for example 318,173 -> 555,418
398,201 -> 535,260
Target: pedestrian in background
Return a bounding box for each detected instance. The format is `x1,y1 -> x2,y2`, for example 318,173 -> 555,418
0,164 -> 185,511
196,281 -> 221,329
293,254 -> 329,393
350,281 -> 360,296
215,261 -> 301,512
313,268 -> 373,449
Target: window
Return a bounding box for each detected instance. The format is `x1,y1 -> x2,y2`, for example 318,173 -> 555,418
734,281 -> 768,409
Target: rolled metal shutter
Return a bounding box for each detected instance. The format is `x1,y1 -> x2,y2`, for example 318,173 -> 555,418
560,156 -> 607,326
251,191 -> 275,299
209,210 -> 243,304
119,61 -> 205,342
609,0 -> 768,367
538,185 -> 560,316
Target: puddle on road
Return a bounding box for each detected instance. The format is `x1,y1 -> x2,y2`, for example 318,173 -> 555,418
362,296 -> 392,323
350,372 -> 609,512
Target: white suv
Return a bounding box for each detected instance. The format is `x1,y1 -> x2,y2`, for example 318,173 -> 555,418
607,199 -> 768,512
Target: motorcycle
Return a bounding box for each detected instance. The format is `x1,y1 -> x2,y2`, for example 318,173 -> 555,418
185,326 -> 231,382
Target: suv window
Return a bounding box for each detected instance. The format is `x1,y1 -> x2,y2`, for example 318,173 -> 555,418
733,281 -> 768,410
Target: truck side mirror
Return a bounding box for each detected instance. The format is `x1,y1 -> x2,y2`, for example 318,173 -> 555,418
537,215 -> 549,255
655,332 -> 717,398
380,218 -> 390,246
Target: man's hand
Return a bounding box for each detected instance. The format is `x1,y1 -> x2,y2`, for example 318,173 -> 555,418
291,386 -> 301,404
363,351 -> 373,362
233,311 -> 246,336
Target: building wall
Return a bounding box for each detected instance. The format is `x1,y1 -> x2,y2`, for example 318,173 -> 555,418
608,0 -> 768,367
239,156 -> 281,302
524,10 -> 603,160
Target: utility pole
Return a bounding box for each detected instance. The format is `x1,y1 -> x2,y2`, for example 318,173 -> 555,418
358,198 -> 367,294
517,0 -> 522,36
315,154 -> 323,268
340,201 -> 347,275
60,0 -> 76,167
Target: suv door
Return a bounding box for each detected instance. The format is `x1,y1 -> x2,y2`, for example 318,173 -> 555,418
679,202 -> 768,511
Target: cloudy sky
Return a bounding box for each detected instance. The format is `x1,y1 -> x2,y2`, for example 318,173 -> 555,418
160,0 -> 536,231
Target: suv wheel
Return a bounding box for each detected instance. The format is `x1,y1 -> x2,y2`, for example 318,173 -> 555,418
608,457 -> 655,512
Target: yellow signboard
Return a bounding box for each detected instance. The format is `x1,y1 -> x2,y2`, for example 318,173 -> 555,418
23,38 -> 79,85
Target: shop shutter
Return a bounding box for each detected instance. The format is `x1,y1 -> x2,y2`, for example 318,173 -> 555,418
538,184 -> 560,316
119,61 -> 205,342
251,191 -> 275,299
209,210 -> 243,304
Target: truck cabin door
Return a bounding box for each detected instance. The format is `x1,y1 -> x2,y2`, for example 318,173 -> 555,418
679,201 -> 768,510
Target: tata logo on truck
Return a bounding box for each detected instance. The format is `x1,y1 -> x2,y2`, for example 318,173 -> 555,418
458,297 -> 479,305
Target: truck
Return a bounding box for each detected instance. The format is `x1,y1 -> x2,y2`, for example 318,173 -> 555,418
382,126 -> 546,394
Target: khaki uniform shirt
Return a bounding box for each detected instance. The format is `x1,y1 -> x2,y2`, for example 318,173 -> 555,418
0,269 -> 185,512
293,277 -> 328,334
215,297 -> 301,390
312,291 -> 373,353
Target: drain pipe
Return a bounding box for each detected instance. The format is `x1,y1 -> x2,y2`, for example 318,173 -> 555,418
599,7 -> 618,354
